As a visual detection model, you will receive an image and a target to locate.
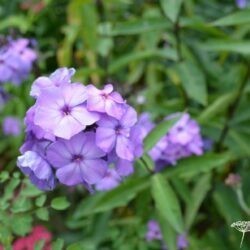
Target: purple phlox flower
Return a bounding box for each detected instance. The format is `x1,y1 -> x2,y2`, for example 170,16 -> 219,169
30,67 -> 75,98
0,37 -> 37,85
137,113 -> 155,139
87,84 -> 125,119
177,234 -> 188,249
168,113 -> 199,145
236,0 -> 247,8
107,151 -> 134,177
146,220 -> 188,249
137,113 -> 203,169
12,38 -> 37,66
34,83 -> 99,139
149,136 -> 168,161
129,124 -> 144,158
2,116 -> 22,136
96,105 -> 137,161
46,132 -> 107,186
146,220 -> 163,241
17,151 -> 56,191
155,113 -> 203,165
20,132 -> 50,159
95,168 -> 121,191
25,106 -> 55,141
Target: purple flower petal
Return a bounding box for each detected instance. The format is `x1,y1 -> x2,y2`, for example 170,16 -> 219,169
116,158 -> 134,176
96,127 -> 116,153
56,162 -> 84,186
116,135 -> 134,161
95,169 -> 121,191
81,159 -> 107,184
17,151 -> 56,191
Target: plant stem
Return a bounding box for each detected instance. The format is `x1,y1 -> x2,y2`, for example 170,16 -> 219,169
235,187 -> 250,216
240,231 -> 245,248
174,16 -> 183,62
140,157 -> 154,175
216,65 -> 250,151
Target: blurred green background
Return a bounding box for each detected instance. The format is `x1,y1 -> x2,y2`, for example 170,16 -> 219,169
1,0 -> 250,249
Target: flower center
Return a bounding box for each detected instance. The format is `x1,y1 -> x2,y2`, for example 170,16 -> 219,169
72,154 -> 83,163
61,105 -> 71,116
101,93 -> 109,99
177,126 -> 183,132
115,125 -> 122,135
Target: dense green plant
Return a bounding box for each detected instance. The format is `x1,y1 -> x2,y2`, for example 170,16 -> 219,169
0,0 -> 250,249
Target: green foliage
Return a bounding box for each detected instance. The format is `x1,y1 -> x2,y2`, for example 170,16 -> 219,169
151,174 -> 184,233
1,0 -> 250,248
51,197 -> 70,210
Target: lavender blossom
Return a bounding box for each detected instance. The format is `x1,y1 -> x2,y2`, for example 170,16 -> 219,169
17,151 -> 56,191
30,67 -> 75,98
0,37 -> 37,85
177,234 -> 188,249
2,116 -> 21,136
96,106 -> 137,161
34,84 -> 99,139
137,113 -> 203,169
146,220 -> 163,241
46,132 -> 107,186
95,169 -> 121,191
145,220 -> 188,249
18,68 -> 143,191
87,84 -> 125,119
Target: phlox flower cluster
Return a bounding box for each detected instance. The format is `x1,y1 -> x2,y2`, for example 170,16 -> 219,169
0,225 -> 51,250
137,113 -> 203,170
17,68 -> 143,191
0,37 -> 37,85
146,220 -> 188,250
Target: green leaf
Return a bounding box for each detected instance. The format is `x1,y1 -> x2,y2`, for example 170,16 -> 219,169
99,18 -> 171,36
51,197 -> 70,210
213,184 -> 243,224
212,10 -> 250,26
52,239 -> 64,250
11,196 -> 32,213
3,178 -> 20,201
21,180 -> 43,197
35,195 -> 47,207
73,176 -> 149,218
171,178 -> 192,205
11,214 -> 32,236
165,152 -> 235,179
151,174 -> 184,233
36,208 -> 49,221
67,242 -> 95,250
144,115 -> 180,152
68,0 -> 98,50
0,171 -> 9,183
158,212 -> 177,250
0,15 -> 31,32
35,240 -> 45,250
108,49 -> 177,74
177,60 -> 207,105
198,92 -> 236,123
228,130 -> 250,157
185,173 -> 211,230
200,40 -> 250,54
160,0 -> 183,23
